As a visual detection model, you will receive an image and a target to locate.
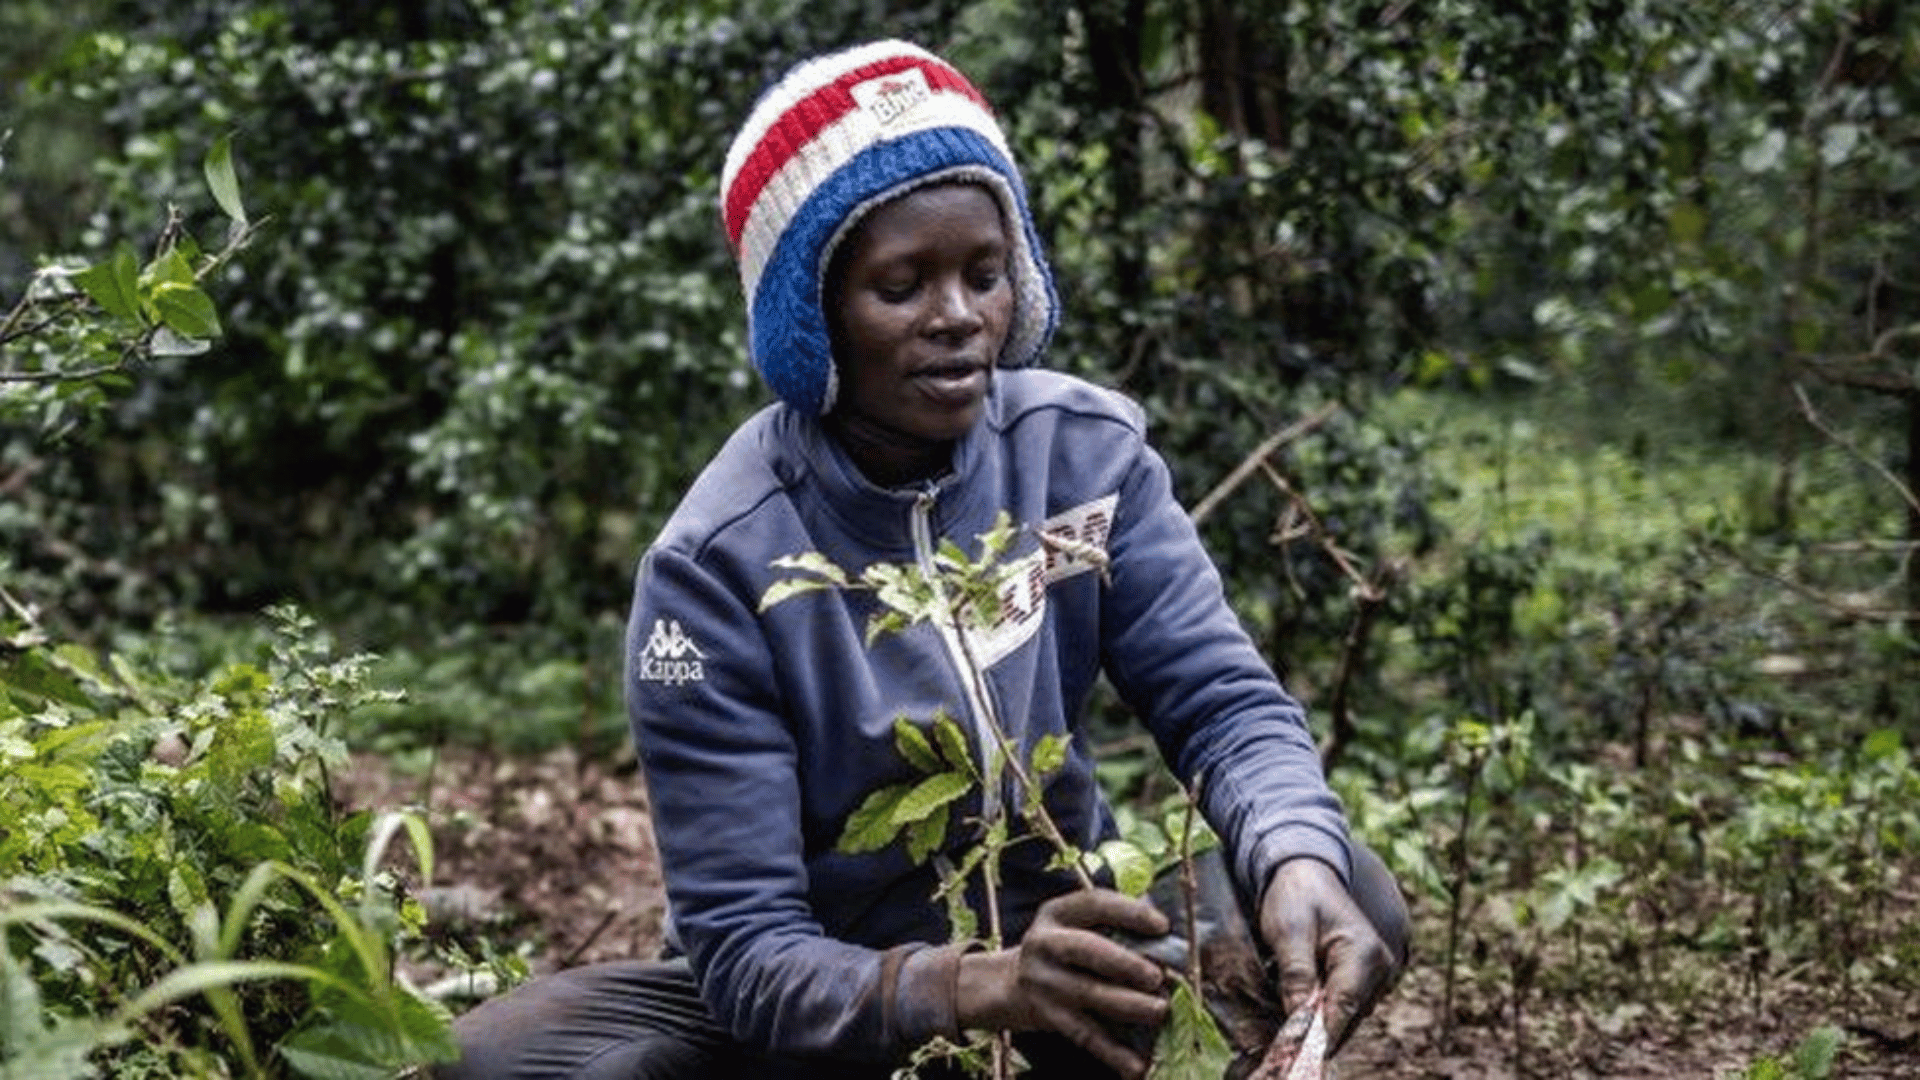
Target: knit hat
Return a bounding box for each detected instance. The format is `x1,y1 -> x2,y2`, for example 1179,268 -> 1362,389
721,40 -> 1058,415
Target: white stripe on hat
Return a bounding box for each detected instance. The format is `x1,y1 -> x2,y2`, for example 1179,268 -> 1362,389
735,91 -> 1014,300
719,40 -> 927,196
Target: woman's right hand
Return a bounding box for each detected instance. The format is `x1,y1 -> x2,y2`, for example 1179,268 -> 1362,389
955,889 -> 1172,1079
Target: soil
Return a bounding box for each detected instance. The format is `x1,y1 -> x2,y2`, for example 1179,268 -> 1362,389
338,747 -> 1920,1079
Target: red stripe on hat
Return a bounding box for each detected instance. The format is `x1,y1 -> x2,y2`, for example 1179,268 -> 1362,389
723,54 -> 989,250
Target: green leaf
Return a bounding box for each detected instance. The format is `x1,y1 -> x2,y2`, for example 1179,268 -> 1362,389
1819,123 -> 1860,168
767,551 -> 849,584
72,243 -> 143,324
1146,978 -> 1234,1080
0,731 -> 35,763
10,762 -> 89,799
891,770 -> 972,826
867,563 -> 936,626
1667,201 -> 1707,246
168,863 -> 211,923
906,804 -> 948,863
1740,128 -> 1786,174
943,883 -> 979,944
1792,1025 -> 1842,1079
1093,839 -> 1155,898
977,512 -> 1016,561
280,1038 -> 393,1080
148,326 -> 215,357
931,713 -> 977,779
2,943 -> 47,1043
935,537 -> 970,570
207,706 -> 276,788
279,1004 -> 460,1080
116,958 -> 360,1027
837,784 -> 912,854
893,718 -> 943,774
1862,728 -> 1902,763
151,285 -> 222,339
864,609 -> 910,646
144,248 -> 195,287
1030,733 -> 1068,777
935,851 -> 983,943
303,984 -> 458,1067
758,576 -> 837,612
205,133 -> 248,225
363,810 -> 435,889
0,901 -> 187,966
0,953 -> 116,1080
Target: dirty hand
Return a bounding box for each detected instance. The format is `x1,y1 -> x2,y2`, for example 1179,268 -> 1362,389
956,888 -> 1172,1079
1258,857 -> 1399,1054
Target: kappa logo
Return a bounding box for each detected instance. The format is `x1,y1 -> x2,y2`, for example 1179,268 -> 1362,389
850,67 -> 933,127
637,618 -> 706,686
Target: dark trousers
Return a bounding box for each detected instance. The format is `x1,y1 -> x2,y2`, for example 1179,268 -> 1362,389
434,845 -> 1409,1080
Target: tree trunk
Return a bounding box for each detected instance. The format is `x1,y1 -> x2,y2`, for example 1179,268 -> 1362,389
1908,388 -> 1919,637
1076,0 -> 1149,323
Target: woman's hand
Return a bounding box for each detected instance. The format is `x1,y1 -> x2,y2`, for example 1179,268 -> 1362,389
955,888 -> 1172,1079
1258,857 -> 1401,1053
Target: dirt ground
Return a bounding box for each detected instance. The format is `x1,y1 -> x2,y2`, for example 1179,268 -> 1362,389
339,747 -> 1920,1079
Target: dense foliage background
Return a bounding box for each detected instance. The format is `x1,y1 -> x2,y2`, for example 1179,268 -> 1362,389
3,0 -> 1917,1076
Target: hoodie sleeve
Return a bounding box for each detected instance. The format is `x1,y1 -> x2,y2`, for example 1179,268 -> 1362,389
626,545 -> 965,1060
1097,430 -> 1354,900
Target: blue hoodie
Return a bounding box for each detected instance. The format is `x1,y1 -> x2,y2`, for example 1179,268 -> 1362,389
625,367 -> 1350,1063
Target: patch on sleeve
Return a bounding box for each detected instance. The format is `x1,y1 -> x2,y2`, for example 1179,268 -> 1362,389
967,494 -> 1119,669
1036,494 -> 1117,585
635,618 -> 706,686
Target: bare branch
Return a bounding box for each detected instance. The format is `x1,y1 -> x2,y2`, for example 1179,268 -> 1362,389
1180,774 -> 1204,994
0,363 -> 124,384
1792,382 -> 1920,518
0,301 -> 84,349
1800,359 -> 1913,396
1259,461 -> 1373,592
1190,404 -> 1339,526
152,204 -> 186,264
1709,538 -> 1914,623
1870,322 -> 1920,361
1321,561 -> 1400,773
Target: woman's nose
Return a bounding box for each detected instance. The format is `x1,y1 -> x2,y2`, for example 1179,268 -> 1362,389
925,277 -> 983,336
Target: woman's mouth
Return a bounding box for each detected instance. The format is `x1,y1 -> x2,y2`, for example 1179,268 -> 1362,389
913,362 -> 989,405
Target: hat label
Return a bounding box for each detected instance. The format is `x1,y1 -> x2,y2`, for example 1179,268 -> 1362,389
851,66 -> 932,127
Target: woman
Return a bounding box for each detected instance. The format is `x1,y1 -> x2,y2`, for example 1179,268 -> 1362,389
443,39 -> 1406,1080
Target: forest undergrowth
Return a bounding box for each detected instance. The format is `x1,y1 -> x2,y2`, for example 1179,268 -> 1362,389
346,387 -> 1920,1078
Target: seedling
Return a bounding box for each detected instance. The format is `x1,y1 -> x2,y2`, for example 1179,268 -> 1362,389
763,512 -> 1255,1078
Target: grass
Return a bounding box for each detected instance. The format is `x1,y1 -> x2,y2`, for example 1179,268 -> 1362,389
1382,386 -> 1900,571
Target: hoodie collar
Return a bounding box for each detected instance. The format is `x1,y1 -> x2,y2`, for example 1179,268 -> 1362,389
782,383 -> 1001,552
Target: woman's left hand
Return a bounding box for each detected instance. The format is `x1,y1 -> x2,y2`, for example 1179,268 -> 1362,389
1257,857 -> 1401,1052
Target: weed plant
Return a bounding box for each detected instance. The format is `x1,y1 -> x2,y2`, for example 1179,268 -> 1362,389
1,606 -> 455,1077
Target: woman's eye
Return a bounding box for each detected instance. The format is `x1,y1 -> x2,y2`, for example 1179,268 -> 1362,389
970,267 -> 1005,291
874,279 -> 918,302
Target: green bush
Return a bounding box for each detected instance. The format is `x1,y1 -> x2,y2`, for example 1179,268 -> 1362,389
1,606 -> 454,1078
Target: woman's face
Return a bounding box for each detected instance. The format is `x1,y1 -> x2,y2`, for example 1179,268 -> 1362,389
826,183 -> 1014,484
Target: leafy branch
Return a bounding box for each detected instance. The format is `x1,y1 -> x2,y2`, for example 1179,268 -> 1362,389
762,513 -> 1227,1078
1,135 -> 263,389
1192,407 -> 1403,772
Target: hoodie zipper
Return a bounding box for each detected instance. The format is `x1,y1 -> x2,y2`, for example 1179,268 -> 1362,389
911,487 -> 1005,826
